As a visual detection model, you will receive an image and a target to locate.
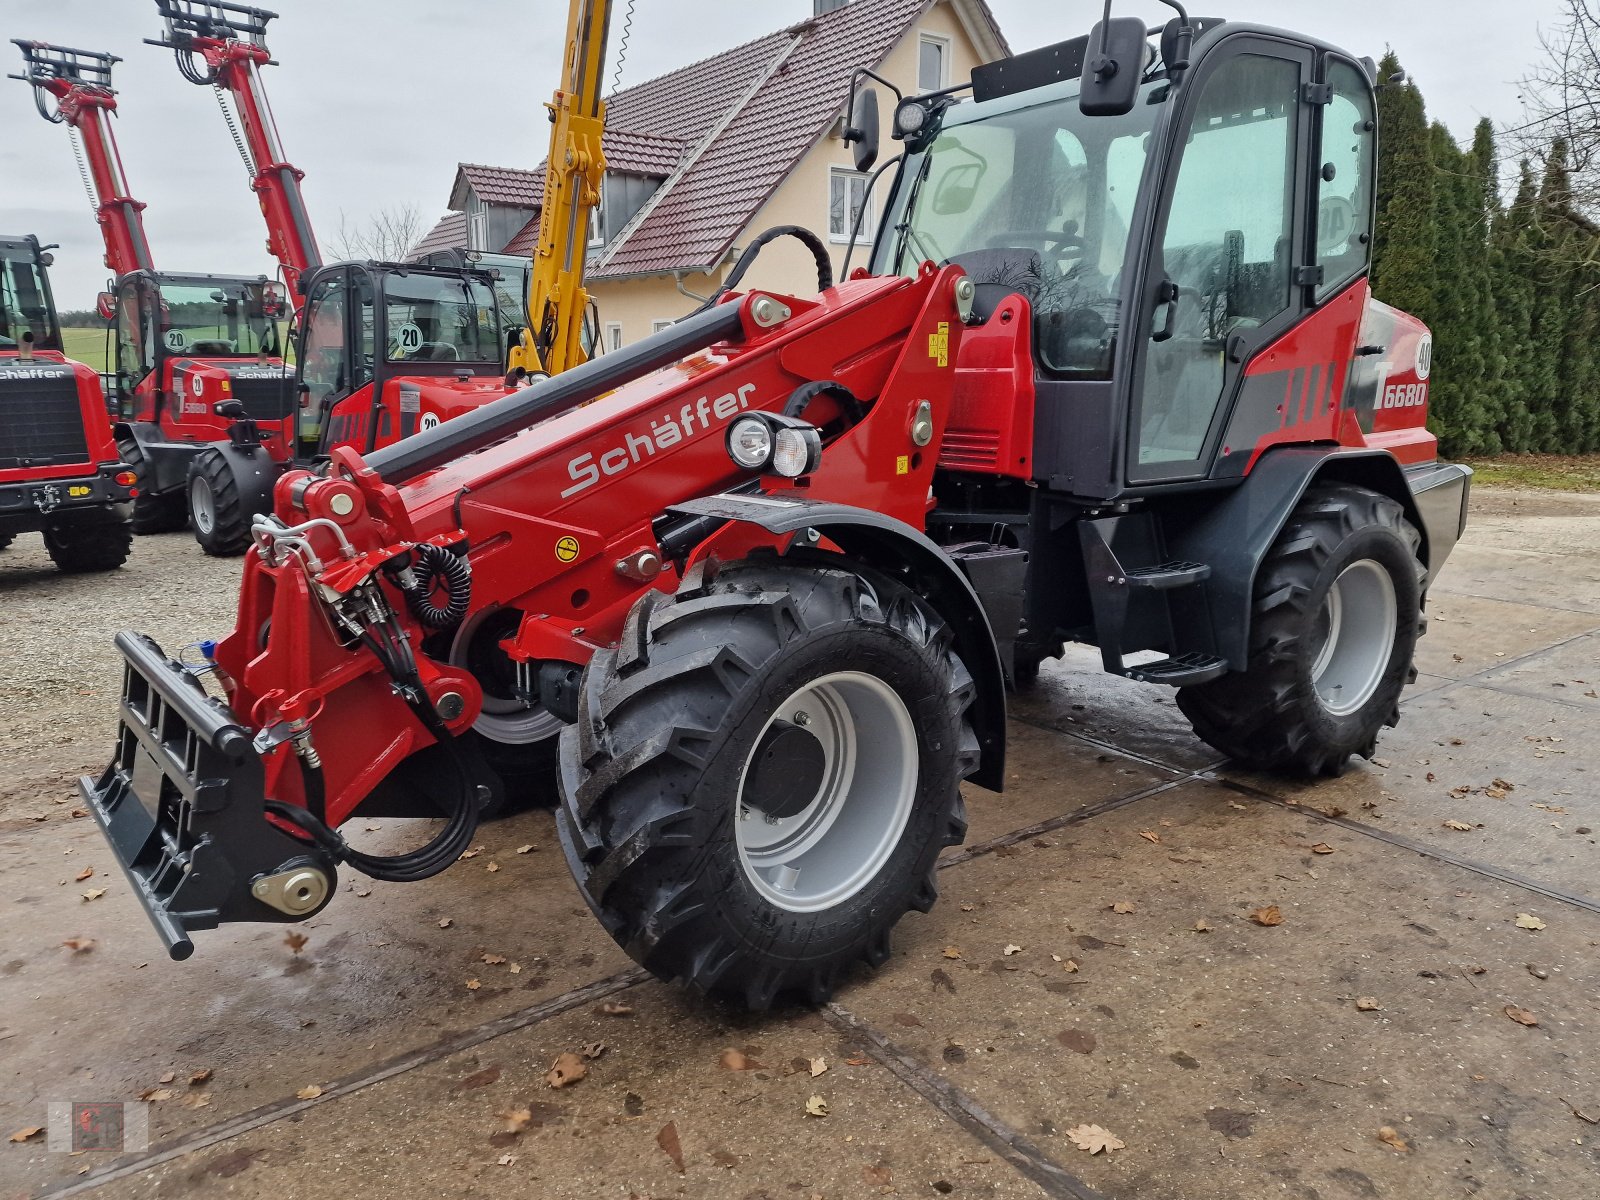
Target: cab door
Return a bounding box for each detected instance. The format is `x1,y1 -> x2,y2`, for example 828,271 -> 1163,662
1126,38 -> 1315,483
294,268 -> 375,454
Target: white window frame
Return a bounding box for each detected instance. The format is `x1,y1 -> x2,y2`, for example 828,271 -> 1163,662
466,195 -> 489,252
652,319 -> 674,334
605,321 -> 623,352
918,33 -> 951,92
588,196 -> 605,248
829,167 -> 872,245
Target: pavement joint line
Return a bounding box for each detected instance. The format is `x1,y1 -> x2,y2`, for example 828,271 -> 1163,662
1212,775 -> 1600,915
821,1001 -> 1108,1200
1451,677 -> 1600,712
940,776 -> 1194,870
1430,585 -> 1600,618
29,967 -> 650,1200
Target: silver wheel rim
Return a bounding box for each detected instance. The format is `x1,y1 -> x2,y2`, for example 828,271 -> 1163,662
450,609 -> 562,746
190,475 -> 215,536
735,671 -> 918,914
1310,560 -> 1397,716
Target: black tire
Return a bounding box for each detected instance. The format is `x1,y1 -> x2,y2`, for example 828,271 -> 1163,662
116,433 -> 187,534
557,554 -> 979,1010
42,517 -> 133,574
0,532 -> 14,552
1177,485 -> 1425,776
187,449 -> 251,557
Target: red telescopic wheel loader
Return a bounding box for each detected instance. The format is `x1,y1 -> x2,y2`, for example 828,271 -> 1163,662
0,235 -> 135,572
83,7 -> 1470,1011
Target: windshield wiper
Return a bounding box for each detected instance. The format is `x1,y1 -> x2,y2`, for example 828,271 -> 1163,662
893,156 -> 936,274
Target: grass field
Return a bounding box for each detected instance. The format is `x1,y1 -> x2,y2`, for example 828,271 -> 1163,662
1465,453 -> 1600,491
60,326 -> 111,374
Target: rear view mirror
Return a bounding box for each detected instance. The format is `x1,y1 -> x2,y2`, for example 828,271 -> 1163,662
96,292 -> 116,321
1080,17 -> 1148,117
845,87 -> 881,173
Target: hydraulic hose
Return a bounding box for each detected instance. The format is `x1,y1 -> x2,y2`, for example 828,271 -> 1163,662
400,544 -> 472,630
691,225 -> 835,316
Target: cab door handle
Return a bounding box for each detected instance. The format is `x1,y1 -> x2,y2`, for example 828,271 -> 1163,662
1152,279 -> 1181,343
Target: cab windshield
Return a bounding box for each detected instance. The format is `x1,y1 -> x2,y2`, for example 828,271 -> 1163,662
0,245 -> 62,351
156,278 -> 285,358
384,274 -> 500,364
873,81 -> 1166,377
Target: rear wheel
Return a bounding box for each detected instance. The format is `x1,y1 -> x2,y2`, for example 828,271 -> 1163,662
0,532 -> 14,552
116,434 -> 187,534
1177,485 -> 1425,776
557,555 -> 978,1010
42,517 -> 133,574
188,450 -> 250,558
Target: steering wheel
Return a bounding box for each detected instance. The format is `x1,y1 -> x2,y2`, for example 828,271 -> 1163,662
985,229 -> 1090,271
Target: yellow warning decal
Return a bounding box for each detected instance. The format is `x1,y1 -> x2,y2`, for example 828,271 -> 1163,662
68,485 -> 91,498
928,322 -> 950,367
555,536 -> 581,563
896,455 -> 911,476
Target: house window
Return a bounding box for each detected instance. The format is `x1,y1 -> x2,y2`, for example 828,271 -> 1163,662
588,190 -> 605,248
652,319 -> 674,334
918,34 -> 950,92
829,168 -> 871,243
605,322 -> 623,352
467,196 -> 488,252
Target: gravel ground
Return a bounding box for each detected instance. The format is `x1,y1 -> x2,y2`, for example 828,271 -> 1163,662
0,530 -> 239,821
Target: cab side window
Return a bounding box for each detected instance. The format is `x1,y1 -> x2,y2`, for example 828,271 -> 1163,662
1315,61 -> 1377,300
298,276 -> 349,436
115,280 -> 154,391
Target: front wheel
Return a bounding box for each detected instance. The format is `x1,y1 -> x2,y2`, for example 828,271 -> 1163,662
557,555 -> 979,1010
43,517 -> 133,574
1177,485 -> 1425,776
187,450 -> 250,558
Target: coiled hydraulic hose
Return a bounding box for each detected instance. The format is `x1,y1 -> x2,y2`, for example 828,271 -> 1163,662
400,544 -> 472,630
691,226 -> 835,316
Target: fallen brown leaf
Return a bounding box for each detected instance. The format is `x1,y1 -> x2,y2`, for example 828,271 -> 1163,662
1138,830 -> 1161,844
460,846 -> 483,859
485,862 -> 500,873
515,844 -> 535,855
437,918 -> 453,929
1355,997 -> 1380,1012
1066,1124 -> 1125,1154
81,888 -> 106,902
804,1095 -> 829,1117
1443,820 -> 1474,831
600,1001 -> 634,1016
1515,913 -> 1548,931
157,1071 -> 176,1085
296,1084 -> 323,1100
1193,919 -> 1212,933
189,1068 -> 213,1086
1310,843 -> 1336,855
481,953 -> 507,965
656,1121 -> 684,1172
1003,943 -> 1023,956
465,978 -> 482,991
1504,1005 -> 1539,1027
581,1041 -> 607,1060
500,1107 -> 532,1134
942,946 -> 962,960
74,866 -> 94,882
546,1052 -> 587,1088
138,1088 -> 173,1102
60,937 -> 95,953
1249,905 -> 1284,927
1110,901 -> 1135,915
809,1057 -> 828,1078
718,1048 -> 762,1071
284,931 -> 309,954
1377,1126 -> 1410,1152
8,1127 -> 43,1143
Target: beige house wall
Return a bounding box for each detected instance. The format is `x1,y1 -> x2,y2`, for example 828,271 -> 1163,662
591,1 -> 991,348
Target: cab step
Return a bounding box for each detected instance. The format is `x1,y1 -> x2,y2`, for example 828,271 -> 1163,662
1124,653 -> 1229,687
1124,560 -> 1212,590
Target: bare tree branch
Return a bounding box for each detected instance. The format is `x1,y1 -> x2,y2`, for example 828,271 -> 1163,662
326,203 -> 428,263
1509,0 -> 1600,209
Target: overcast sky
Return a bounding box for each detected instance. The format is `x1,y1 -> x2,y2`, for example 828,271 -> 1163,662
0,0 -> 1569,306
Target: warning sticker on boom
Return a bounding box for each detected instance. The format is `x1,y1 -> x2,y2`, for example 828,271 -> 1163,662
555,536 -> 581,563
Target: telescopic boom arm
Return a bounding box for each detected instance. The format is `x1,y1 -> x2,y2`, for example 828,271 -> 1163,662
147,1 -> 321,305
10,42 -> 157,277
510,0 -> 613,378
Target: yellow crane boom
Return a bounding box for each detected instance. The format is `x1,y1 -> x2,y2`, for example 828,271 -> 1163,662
510,0 -> 612,378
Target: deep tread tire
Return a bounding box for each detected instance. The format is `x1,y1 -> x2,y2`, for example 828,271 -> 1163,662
116,434 -> 187,534
1177,485 -> 1425,776
42,518 -> 133,573
188,449 -> 250,558
0,532 -> 14,552
556,554 -> 979,1010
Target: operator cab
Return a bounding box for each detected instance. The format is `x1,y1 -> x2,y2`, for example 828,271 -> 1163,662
110,270 -> 289,417
859,14 -> 1381,498
0,236 -> 64,353
291,261 -> 504,454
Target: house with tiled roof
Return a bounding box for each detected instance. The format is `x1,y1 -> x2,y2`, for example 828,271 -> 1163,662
412,0 -> 1007,348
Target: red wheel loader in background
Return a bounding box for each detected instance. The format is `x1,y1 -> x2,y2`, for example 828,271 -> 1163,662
82,6 -> 1470,1011
0,234 -> 135,572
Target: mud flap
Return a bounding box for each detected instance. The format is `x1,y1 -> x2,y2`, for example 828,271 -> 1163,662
80,632 -> 337,960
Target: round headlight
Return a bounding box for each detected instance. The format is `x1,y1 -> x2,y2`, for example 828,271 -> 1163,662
894,101 -> 928,138
727,415 -> 774,470
771,426 -> 822,478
